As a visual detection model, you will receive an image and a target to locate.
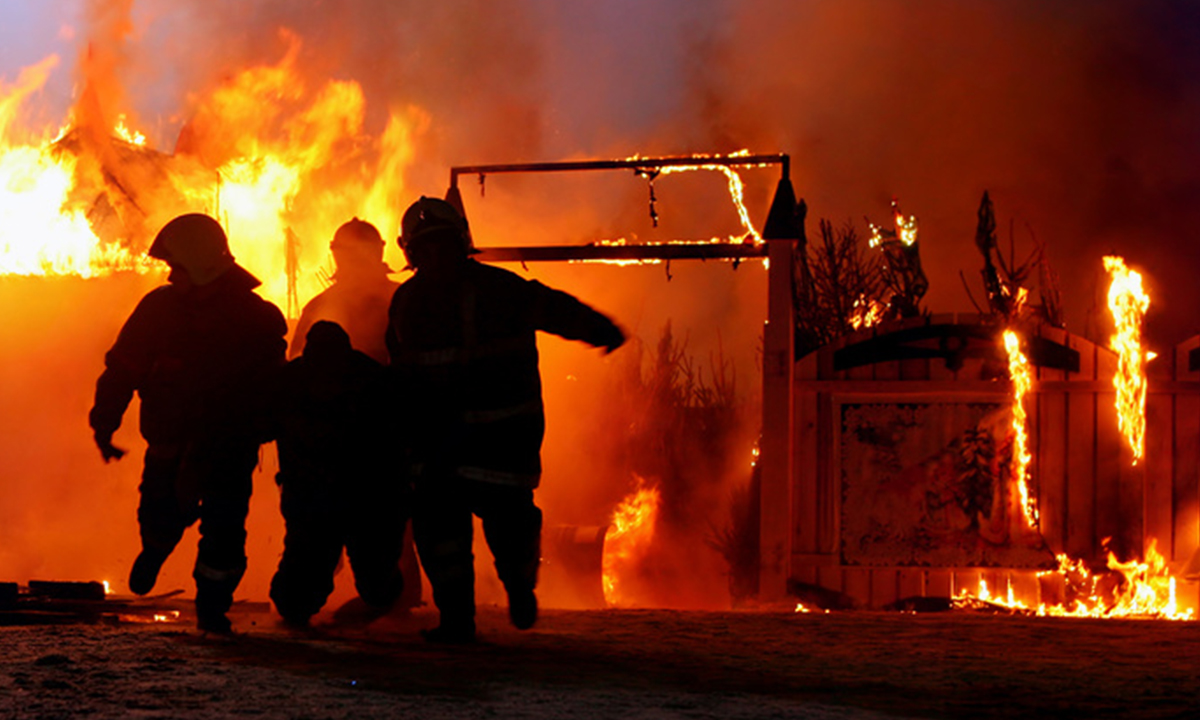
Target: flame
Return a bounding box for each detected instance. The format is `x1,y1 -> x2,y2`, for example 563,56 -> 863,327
0,57 -> 145,276
102,580 -> 110,595
601,479 -> 661,607
630,150 -> 767,243
0,35 -> 424,317
112,115 -> 145,146
849,296 -> 886,330
868,199 -> 918,248
1103,256 -> 1151,465
1003,328 -> 1039,529
955,539 -> 1193,620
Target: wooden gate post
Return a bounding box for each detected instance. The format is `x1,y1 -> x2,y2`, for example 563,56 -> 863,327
759,180 -> 800,601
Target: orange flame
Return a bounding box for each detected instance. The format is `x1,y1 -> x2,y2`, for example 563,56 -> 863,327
849,296 -> 886,330
1103,255 -> 1151,465
0,35 -> 425,317
1003,327 -> 1038,529
601,479 -> 661,607
955,539 -> 1192,620
632,150 -> 767,243
868,199 -> 918,248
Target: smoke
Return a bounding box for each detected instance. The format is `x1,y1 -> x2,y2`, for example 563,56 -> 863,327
2,0 -> 1197,609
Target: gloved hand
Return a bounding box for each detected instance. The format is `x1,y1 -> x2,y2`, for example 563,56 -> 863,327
601,324 -> 627,355
94,431 -> 127,463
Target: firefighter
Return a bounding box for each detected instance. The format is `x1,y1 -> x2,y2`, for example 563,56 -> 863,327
268,320 -> 407,627
89,213 -> 287,634
290,218 -> 397,363
288,217 -> 422,609
387,196 -> 626,643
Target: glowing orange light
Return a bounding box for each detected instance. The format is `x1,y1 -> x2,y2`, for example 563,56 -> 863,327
0,38 -> 425,316
868,199 -> 918,248
1003,327 -> 1038,529
601,478 -> 661,607
849,296 -> 886,330
628,150 -> 767,243
1103,256 -> 1151,465
955,539 -> 1192,620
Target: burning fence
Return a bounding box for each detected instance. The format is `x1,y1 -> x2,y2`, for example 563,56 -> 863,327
780,199 -> 1200,620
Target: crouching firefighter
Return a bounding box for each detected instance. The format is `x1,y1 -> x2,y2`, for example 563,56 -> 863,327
387,196 -> 626,643
268,320 -> 407,626
89,213 -> 287,633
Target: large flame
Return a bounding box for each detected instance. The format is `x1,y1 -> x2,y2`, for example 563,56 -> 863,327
956,539 -> 1192,620
1103,255 -> 1151,465
1003,326 -> 1038,529
601,479 -> 661,607
0,33 -> 424,316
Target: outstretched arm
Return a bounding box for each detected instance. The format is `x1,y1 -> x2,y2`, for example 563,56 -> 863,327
528,281 -> 626,353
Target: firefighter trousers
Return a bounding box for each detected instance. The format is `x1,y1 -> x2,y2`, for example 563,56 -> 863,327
138,441 -> 258,619
269,479 -> 407,623
411,475 -> 542,631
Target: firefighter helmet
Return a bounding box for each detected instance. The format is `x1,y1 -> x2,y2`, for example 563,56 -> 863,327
331,217 -> 384,251
398,196 -> 475,267
149,213 -> 235,286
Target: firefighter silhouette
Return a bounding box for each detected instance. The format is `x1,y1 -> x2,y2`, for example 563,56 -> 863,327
388,195 -> 626,643
288,218 -> 422,609
268,320 -> 407,626
89,213 -> 287,634
291,218 -> 396,364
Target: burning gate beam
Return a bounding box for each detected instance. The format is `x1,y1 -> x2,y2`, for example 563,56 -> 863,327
449,153 -> 791,189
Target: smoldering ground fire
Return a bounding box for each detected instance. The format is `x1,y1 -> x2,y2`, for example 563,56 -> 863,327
3,0 -> 1200,632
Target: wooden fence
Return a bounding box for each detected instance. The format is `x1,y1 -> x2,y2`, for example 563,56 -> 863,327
786,314 -> 1200,609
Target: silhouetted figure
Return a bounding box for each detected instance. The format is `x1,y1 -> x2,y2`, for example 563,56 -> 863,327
89,213 -> 287,634
268,321 -> 407,627
288,218 -> 422,609
388,196 -> 625,643
291,218 -> 397,363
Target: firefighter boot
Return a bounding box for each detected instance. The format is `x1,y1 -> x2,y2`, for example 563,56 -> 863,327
129,549 -> 169,596
507,585 -> 538,630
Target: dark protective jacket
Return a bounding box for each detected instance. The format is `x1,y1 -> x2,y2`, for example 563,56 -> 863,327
387,259 -> 622,488
90,264 -> 288,446
270,326 -> 394,494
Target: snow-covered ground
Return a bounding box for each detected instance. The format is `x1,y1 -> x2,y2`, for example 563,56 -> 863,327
2,603 -> 1197,719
